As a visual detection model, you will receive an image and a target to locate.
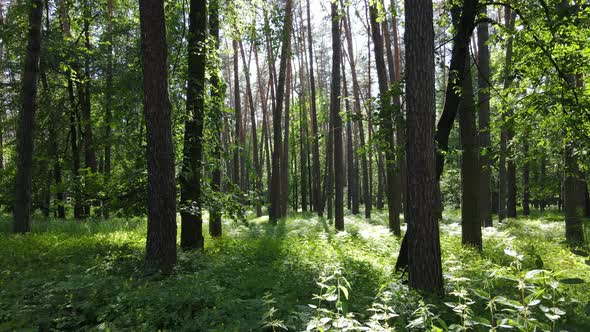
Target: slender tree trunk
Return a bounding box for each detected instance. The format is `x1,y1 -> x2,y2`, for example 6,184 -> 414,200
139,0 -> 177,270
103,0 -> 114,219
209,0 -> 222,237
239,41 -> 263,217
369,3 -> 399,235
459,56 -> 482,250
500,8 -> 516,221
342,3 -> 370,218
523,135 -> 530,216
477,15 -> 492,227
403,0 -> 443,292
232,39 -> 242,188
330,1 -> 344,230
14,0 -> 43,233
281,61 -> 292,216
269,0 -> 293,223
342,55 -> 359,215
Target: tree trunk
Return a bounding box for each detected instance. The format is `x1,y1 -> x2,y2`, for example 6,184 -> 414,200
404,0 -> 443,292
232,39 -> 241,188
564,144 -> 585,244
342,54 -> 359,215
342,2 -> 370,218
269,0 -> 293,223
369,3 -> 399,235
13,0 -> 43,233
331,1 -> 344,230
523,135 -> 530,216
103,0 -> 114,219
281,61 -> 292,216
459,56 -> 482,250
477,15 -> 492,227
139,0 -> 177,270
306,0 -> 323,217
209,0 -> 222,237
239,41 -> 263,217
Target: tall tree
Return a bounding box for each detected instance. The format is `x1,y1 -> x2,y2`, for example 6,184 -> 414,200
477,13 -> 492,227
459,56 -> 482,250
232,39 -> 242,188
269,0 -> 293,223
180,0 -> 208,250
331,0 -> 344,230
369,2 -> 400,235
209,0 -> 222,237
306,0 -> 322,216
13,0 -> 43,233
239,41 -> 262,217
103,0 -> 114,219
139,0 -> 177,269
342,1 -> 370,218
404,0 -> 443,292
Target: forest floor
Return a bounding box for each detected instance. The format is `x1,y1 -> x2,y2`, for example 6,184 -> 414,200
0,209 -> 589,331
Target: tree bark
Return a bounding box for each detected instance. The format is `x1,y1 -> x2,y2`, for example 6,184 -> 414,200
477,14 -> 492,227
342,2 -> 370,218
232,39 -> 242,189
13,0 -> 43,233
209,0 -> 222,237
369,3 -> 400,235
139,0 -> 177,270
103,0 -> 114,219
331,1 -> 344,230
459,56 -> 482,250
269,0 -> 293,223
404,0 -> 443,292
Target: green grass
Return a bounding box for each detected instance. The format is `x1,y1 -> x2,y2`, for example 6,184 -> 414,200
0,210 -> 588,331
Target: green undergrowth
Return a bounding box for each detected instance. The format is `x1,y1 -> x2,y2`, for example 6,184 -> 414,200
0,210 -> 589,331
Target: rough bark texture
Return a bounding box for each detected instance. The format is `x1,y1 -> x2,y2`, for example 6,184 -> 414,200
232,39 -> 241,188
139,0 -> 177,270
564,145 -> 585,244
404,0 -> 443,292
342,55 -> 359,215
14,0 -> 43,233
269,0 -> 293,223
477,16 -> 493,227
331,1 -> 344,231
459,56 -> 482,250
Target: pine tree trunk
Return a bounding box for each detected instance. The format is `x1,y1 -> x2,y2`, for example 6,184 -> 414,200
281,61 -> 292,217
103,0 -> 114,219
404,0 -> 443,292
13,0 -> 43,233
523,135 -> 530,216
232,39 -> 242,189
269,0 -> 293,223
306,0 -> 323,217
477,16 -> 492,227
459,56 -> 482,250
139,0 -> 177,270
209,0 -> 222,237
331,1 -> 344,230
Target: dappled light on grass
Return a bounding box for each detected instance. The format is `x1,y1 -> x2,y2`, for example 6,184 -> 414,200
0,210 -> 589,330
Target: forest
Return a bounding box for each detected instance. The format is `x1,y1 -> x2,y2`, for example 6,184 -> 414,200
1,0 -> 590,330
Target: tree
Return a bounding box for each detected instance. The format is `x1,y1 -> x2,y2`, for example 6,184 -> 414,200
180,0 -> 208,250
330,0 -> 344,231
209,0 -> 222,238
13,0 -> 43,233
139,0 -> 177,269
103,0 -> 114,219
369,2 -> 399,235
459,55 -> 482,250
306,0 -> 322,217
269,0 -> 293,223
404,0 -> 443,292
477,13 -> 492,227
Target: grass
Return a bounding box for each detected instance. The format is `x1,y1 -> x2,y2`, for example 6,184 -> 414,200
0,209 -> 588,331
